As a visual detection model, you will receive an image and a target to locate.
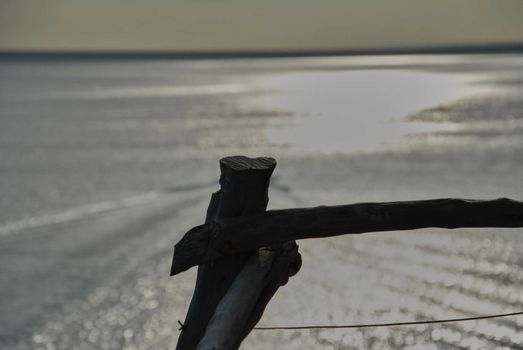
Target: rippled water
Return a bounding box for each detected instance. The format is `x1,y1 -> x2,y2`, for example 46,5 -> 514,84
1,54 -> 523,349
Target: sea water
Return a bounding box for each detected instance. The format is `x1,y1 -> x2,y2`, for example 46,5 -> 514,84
1,54 -> 523,349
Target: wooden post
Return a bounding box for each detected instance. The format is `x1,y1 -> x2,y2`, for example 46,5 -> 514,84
175,156 -> 277,350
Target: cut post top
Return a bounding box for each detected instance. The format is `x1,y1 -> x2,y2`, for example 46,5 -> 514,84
220,156 -> 276,171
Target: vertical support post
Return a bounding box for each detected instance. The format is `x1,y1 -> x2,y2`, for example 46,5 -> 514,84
175,156 -> 276,350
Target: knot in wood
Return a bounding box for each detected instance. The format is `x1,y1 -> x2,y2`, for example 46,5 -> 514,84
208,221 -> 237,256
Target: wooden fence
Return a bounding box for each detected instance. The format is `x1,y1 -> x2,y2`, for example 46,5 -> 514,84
170,155 -> 523,350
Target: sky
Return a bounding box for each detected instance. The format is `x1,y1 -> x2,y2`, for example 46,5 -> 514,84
1,0 -> 523,52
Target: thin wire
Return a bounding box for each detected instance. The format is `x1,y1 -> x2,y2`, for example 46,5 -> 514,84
253,311 -> 523,330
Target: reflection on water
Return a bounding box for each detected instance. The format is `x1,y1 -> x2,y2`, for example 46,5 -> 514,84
36,84 -> 250,100
255,69 -> 477,153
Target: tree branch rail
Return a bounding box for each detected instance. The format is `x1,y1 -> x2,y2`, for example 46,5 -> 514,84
171,197 -> 523,276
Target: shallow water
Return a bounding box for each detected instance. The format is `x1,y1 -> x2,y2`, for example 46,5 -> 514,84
1,54 -> 523,349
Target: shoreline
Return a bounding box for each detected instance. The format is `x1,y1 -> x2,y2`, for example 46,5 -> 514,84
1,42 -> 523,61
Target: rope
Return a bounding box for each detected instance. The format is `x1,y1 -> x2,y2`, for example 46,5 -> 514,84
253,311 -> 523,330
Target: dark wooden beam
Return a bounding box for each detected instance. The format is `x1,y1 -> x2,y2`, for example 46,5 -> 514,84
174,156 -> 276,350
171,198 -> 523,275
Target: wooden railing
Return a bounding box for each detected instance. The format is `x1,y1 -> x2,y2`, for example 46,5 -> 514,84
170,155 -> 523,350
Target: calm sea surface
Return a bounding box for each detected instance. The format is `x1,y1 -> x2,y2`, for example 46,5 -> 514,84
1,54 -> 523,349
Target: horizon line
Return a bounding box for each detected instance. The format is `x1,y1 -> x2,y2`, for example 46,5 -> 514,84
1,42 -> 523,61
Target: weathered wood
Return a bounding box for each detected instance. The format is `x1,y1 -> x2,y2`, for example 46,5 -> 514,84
171,197 -> 523,275
175,156 -> 276,350
196,242 -> 301,350
232,241 -> 301,349
196,249 -> 275,350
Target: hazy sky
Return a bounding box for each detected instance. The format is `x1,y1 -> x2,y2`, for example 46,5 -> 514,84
1,0 -> 523,51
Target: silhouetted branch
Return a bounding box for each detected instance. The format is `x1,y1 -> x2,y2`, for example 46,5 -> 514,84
171,198 -> 523,275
